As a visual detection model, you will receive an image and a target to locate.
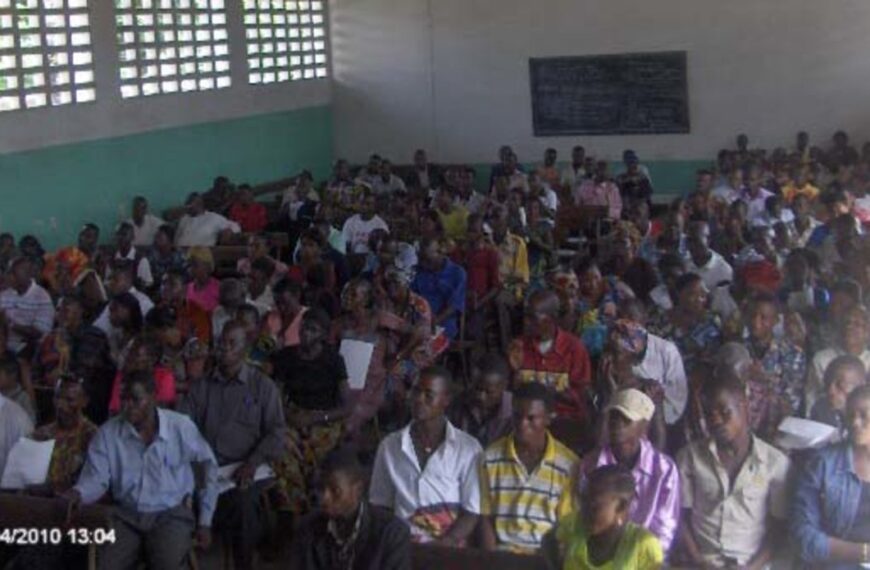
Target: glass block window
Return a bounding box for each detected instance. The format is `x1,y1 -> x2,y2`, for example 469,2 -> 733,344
243,0 -> 328,85
115,0 -> 231,99
0,0 -> 95,112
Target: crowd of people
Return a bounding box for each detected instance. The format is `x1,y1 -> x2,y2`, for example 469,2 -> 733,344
0,129 -> 869,569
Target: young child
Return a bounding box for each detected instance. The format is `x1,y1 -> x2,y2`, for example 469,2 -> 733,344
548,464 -> 664,570
810,354 -> 866,433
0,357 -> 36,422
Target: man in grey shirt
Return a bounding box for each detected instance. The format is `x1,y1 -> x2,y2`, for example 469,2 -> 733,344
181,320 -> 287,570
0,392 -> 33,479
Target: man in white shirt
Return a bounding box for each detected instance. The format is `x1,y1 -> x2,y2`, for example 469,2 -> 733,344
175,193 -> 241,247
617,300 -> 688,426
93,260 -> 155,334
712,170 -> 743,205
0,257 -> 54,353
126,196 -> 166,247
370,366 -> 482,545
740,169 -> 774,223
341,191 -> 390,255
686,221 -> 734,290
371,159 -> 407,196
0,393 -> 33,479
111,222 -> 153,289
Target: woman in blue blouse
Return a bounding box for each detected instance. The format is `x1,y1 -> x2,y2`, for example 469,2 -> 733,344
791,385 -> 870,568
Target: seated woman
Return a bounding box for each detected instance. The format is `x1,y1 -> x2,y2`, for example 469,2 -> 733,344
159,268 -> 212,344
331,278 -> 415,436
147,224 -> 188,292
107,333 -> 176,415
106,292 -> 144,367
570,257 -> 634,357
270,308 -> 349,515
810,354 -> 867,434
236,234 -> 289,286
288,446 -> 411,570
546,464 -> 664,570
601,221 -> 658,305
791,385 -> 870,568
263,277 -> 308,349
33,294 -> 103,388
381,266 -> 441,426
185,246 -> 220,314
649,273 -> 722,374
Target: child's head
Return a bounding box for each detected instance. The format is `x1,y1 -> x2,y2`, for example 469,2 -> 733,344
581,465 -> 636,537
0,357 -> 20,391
825,355 -> 867,412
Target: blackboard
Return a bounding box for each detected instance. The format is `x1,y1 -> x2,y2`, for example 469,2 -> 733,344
529,51 -> 689,136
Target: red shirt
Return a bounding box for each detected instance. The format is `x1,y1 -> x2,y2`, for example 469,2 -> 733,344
228,202 -> 268,233
510,328 -> 592,421
108,366 -> 177,414
459,246 -> 501,300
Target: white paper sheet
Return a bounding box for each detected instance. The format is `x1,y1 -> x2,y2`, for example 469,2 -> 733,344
776,416 -> 839,451
0,438 -> 55,490
216,462 -> 275,495
339,339 -> 375,390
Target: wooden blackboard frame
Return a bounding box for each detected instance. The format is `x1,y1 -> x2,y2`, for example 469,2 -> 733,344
529,50 -> 690,137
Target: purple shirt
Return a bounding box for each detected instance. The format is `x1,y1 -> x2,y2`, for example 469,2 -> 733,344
582,438 -> 681,553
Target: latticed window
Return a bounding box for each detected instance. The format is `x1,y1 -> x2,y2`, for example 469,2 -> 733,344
243,0 -> 328,85
115,0 -> 230,99
0,0 -> 95,112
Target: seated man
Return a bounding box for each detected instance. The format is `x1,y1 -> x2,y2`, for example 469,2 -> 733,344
479,382 -> 578,554
341,190 -> 390,255
370,366 -> 482,545
65,371 -> 218,570
677,373 -> 790,569
126,196 -> 166,247
175,192 -> 241,247
93,260 -> 154,334
574,160 -> 622,220
0,256 -> 53,354
582,389 -> 680,554
288,447 -> 411,570
411,237 -> 466,341
211,277 -> 246,340
448,353 -> 513,448
110,222 -> 154,290
616,300 -> 688,428
686,220 -> 734,292
509,290 -> 592,424
181,321 -> 288,570
228,184 -> 268,234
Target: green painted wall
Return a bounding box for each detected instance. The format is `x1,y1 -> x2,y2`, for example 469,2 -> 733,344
0,105 -> 333,249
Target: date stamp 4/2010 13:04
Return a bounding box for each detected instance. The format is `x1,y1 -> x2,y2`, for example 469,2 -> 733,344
0,527 -> 116,546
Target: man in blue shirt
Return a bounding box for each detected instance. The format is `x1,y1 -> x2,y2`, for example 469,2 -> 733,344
64,370 -> 218,570
411,237 -> 467,340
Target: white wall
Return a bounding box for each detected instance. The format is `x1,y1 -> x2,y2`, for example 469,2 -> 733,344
331,0 -> 870,164
0,1 -> 331,154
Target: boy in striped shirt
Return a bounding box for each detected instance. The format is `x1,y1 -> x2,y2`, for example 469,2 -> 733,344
479,382 -> 579,554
